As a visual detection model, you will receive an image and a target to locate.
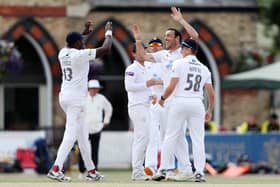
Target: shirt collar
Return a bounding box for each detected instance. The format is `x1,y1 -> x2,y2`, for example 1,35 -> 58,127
168,47 -> 181,54
134,60 -> 145,70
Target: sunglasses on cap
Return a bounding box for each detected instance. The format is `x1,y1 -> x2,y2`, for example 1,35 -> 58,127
149,42 -> 162,47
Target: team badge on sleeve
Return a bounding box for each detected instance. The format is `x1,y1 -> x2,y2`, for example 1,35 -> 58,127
126,71 -> 134,76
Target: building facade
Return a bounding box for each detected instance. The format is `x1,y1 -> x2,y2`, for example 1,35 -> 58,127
1,0 -> 268,132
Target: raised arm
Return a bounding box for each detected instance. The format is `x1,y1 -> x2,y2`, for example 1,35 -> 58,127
95,21 -> 113,58
159,77 -> 178,106
133,24 -> 156,62
170,6 -> 199,41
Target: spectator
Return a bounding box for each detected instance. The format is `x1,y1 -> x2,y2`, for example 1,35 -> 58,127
261,113 -> 280,133
205,121 -> 218,133
237,115 -> 260,134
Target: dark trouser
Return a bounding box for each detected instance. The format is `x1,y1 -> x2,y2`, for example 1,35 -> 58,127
78,132 -> 101,172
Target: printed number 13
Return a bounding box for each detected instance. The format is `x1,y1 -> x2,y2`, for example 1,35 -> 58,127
184,73 -> 202,92
63,67 -> 72,81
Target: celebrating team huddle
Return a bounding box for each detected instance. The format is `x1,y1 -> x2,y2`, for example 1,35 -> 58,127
48,6 -> 214,183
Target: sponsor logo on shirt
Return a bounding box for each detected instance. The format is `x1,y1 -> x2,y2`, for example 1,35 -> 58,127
126,72 -> 134,76
189,59 -> 200,65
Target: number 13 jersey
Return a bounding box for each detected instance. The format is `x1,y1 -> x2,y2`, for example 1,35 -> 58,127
58,47 -> 97,99
171,55 -> 212,100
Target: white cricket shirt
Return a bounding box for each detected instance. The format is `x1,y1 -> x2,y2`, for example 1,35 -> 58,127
171,55 -> 212,100
125,60 -> 151,107
58,47 -> 96,99
144,61 -> 164,97
151,48 -> 182,88
84,93 -> 113,134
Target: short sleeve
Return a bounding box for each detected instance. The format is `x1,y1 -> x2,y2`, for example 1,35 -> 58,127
124,65 -> 147,92
205,68 -> 212,84
171,61 -> 181,78
78,49 -> 97,62
125,66 -> 136,82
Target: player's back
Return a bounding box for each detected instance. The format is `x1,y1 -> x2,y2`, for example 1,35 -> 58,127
58,47 -> 91,99
172,55 -> 211,100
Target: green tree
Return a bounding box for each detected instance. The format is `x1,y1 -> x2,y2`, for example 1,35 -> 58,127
258,0 -> 280,54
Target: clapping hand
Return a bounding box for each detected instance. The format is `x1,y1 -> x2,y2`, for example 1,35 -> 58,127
105,21 -> 112,32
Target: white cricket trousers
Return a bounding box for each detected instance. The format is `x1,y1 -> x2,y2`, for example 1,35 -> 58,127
145,103 -> 162,169
54,96 -> 95,171
159,98 -> 173,144
161,97 -> 206,174
128,104 -> 150,173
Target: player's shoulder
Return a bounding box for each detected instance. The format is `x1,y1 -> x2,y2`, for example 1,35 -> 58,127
153,49 -> 168,56
125,62 -> 136,70
172,59 -> 185,70
59,47 -> 68,53
125,62 -> 137,76
173,58 -> 185,65
157,49 -> 168,54
60,47 -> 81,57
58,47 -> 68,57
184,54 -> 197,61
174,47 -> 182,55
144,61 -> 152,67
96,93 -> 105,99
200,63 -> 210,72
199,63 -> 211,77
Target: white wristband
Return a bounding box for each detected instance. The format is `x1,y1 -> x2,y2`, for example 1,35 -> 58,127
105,30 -> 112,37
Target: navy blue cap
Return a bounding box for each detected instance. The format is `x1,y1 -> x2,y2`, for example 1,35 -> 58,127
181,38 -> 198,53
148,37 -> 163,46
66,32 -> 83,45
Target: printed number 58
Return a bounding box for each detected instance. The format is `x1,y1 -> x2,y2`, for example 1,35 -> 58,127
184,73 -> 202,92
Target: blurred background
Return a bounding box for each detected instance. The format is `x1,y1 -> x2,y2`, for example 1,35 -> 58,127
0,0 -> 279,176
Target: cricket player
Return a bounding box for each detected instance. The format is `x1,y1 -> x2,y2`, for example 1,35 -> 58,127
132,6 -> 199,178
47,21 -> 112,182
159,38 -> 215,182
144,37 -> 164,176
124,43 -> 161,181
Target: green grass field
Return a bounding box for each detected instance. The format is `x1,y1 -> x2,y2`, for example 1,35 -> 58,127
0,170 -> 279,187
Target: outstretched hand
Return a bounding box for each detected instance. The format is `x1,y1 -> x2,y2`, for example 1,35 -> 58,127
82,20 -> 93,35
133,24 -> 141,40
85,21 -> 92,29
105,21 -> 112,32
170,6 -> 183,22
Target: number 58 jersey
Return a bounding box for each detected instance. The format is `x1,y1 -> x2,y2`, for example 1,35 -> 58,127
171,55 -> 212,100
58,47 -> 97,99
